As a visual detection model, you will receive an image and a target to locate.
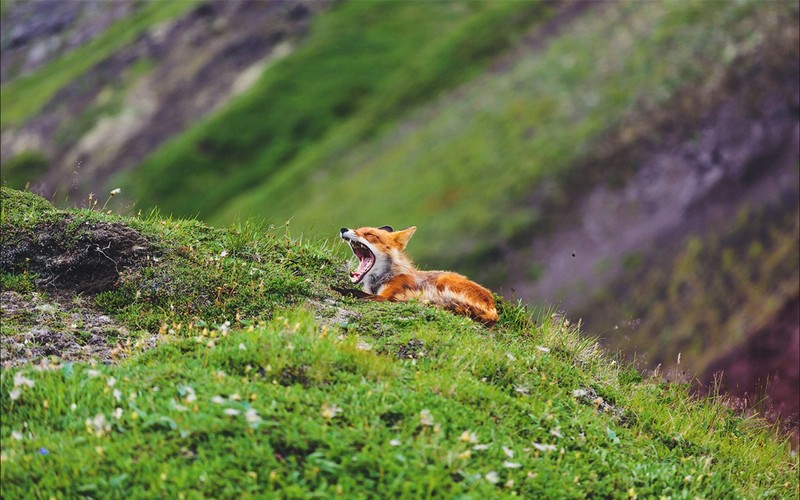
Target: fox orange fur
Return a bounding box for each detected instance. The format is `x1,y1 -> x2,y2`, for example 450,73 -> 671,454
340,225 -> 499,326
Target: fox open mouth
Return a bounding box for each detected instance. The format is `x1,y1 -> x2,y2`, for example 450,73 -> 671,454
347,240 -> 375,284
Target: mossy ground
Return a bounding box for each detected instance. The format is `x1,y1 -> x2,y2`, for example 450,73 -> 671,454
1,188 -> 797,497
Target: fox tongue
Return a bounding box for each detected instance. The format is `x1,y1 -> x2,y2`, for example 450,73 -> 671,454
350,246 -> 375,283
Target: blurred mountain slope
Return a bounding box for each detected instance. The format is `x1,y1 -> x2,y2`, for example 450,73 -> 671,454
2,0 -> 327,196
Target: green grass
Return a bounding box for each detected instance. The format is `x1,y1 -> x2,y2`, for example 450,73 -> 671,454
1,188 -> 797,496
0,271 -> 36,293
0,0 -> 197,128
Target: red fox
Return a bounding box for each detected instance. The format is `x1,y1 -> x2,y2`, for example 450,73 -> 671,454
339,225 -> 499,326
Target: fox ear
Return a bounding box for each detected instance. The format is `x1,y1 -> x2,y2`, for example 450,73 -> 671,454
393,226 -> 416,250
378,225 -> 394,232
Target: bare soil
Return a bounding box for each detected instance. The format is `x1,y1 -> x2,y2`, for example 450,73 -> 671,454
1,216 -> 153,294
0,290 -> 154,368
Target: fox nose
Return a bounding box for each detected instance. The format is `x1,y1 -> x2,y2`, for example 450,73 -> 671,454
340,228 -> 349,235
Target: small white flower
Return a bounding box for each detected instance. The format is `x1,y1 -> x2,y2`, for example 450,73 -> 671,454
13,373 -> 35,388
514,384 -> 530,395
503,461 -> 521,468
472,444 -> 491,451
11,431 -> 23,441
211,396 -> 226,404
9,389 -> 21,401
107,376 -> 117,387
220,250 -> 229,258
113,408 -> 123,419
110,188 -> 121,196
223,408 -> 241,416
389,439 -> 401,447
485,471 -> 499,484
532,442 -> 557,452
502,446 -> 514,458
572,389 -> 588,398
113,389 -> 122,401
321,403 -> 343,420
238,343 -> 247,351
506,352 -> 516,361
87,369 -> 101,378
356,341 -> 372,351
550,427 -> 563,439
87,413 -> 110,436
419,409 -> 434,427
459,431 -> 478,444
536,346 -> 550,353
244,408 -> 260,424
185,387 -> 197,403
70,403 -> 78,411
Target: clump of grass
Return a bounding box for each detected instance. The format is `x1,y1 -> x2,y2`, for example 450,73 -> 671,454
0,272 -> 37,293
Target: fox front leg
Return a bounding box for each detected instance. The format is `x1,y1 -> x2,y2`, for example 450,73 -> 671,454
331,286 -> 386,301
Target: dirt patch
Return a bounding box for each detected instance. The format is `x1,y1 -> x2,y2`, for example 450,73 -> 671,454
1,291 -> 154,368
1,216 -> 153,294
396,339 -> 426,360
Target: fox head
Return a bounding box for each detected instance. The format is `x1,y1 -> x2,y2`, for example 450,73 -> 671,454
340,225 -> 417,293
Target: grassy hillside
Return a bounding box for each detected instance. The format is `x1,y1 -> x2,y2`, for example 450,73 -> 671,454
1,187 -> 797,497
119,0 -> 797,278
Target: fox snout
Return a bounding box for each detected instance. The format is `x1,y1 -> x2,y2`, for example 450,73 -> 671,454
340,228 -> 356,243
